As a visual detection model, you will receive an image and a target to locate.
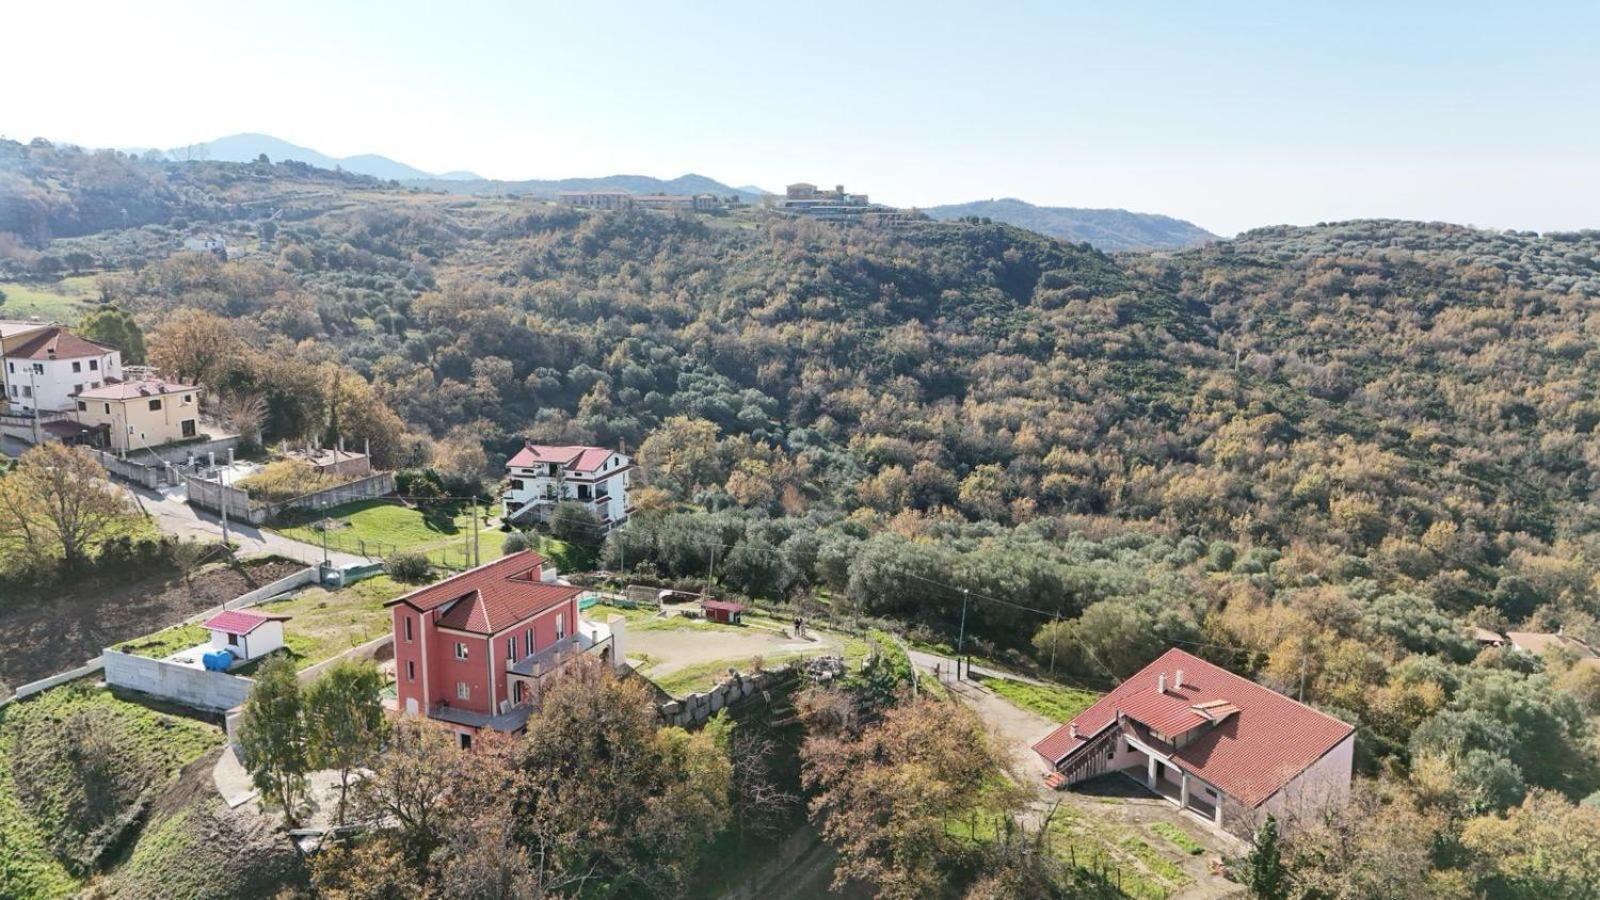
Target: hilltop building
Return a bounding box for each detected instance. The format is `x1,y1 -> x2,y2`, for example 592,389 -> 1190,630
769,182 -> 915,224
1033,648 -> 1354,835
558,191 -> 725,213
387,551 -> 624,746
501,443 -> 632,532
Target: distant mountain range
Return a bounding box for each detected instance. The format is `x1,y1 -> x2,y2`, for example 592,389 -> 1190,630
924,198 -> 1218,251
142,133 -> 483,181
127,134 -> 1218,250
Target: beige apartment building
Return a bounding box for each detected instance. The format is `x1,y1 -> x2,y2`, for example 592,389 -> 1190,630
74,378 -> 202,453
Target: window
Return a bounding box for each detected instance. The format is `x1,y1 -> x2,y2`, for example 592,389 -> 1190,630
89,359 -> 98,371
181,419 -> 196,437
72,361 -> 82,373
103,403 -> 110,414
403,616 -> 413,643
506,636 -> 517,660
524,629 -> 532,656
73,384 -> 83,395
456,681 -> 470,700
22,386 -> 31,399
148,398 -> 162,411
77,401 -> 86,411
556,613 -> 566,640
1106,745 -> 1114,761
227,633 -> 238,646
32,363 -> 43,374
511,478 -> 525,491
406,660 -> 415,682
455,642 -> 469,660
182,394 -> 192,404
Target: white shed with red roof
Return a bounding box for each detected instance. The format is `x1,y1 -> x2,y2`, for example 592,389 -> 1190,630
203,609 -> 291,661
1033,648 -> 1354,834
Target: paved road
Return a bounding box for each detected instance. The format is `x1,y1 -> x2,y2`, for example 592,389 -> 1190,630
905,648 -> 1049,686
130,481 -> 367,568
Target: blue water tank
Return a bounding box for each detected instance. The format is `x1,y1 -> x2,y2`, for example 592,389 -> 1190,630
202,650 -> 235,671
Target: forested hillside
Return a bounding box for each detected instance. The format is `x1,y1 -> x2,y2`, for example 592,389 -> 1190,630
926,197 -> 1218,251
5,141 -> 1600,892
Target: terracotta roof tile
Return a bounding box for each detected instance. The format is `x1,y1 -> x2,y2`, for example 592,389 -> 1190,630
5,327 -> 113,361
506,444 -> 617,474
387,551 -> 583,635
203,609 -> 289,635
1032,648 -> 1354,808
76,378 -> 198,401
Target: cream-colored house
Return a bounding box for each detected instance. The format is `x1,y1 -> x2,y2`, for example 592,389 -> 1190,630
74,378 -> 202,453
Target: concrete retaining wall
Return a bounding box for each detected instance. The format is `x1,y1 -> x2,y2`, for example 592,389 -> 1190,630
187,471 -> 396,526
0,659 -> 105,708
93,450 -> 166,489
222,567 -> 319,611
102,649 -> 254,712
298,634 -> 393,684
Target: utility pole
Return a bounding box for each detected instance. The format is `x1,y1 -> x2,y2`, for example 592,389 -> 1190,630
956,587 -> 970,656
218,465 -> 230,551
1048,609 -> 1061,675
704,539 -> 718,598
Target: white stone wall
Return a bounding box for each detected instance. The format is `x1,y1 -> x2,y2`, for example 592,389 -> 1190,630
102,649 -> 255,712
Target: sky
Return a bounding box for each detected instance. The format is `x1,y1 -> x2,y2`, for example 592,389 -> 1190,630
6,1 -> 1599,235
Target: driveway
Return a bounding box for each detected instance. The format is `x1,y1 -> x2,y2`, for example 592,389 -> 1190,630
908,653 -> 1246,899
132,481 -> 366,568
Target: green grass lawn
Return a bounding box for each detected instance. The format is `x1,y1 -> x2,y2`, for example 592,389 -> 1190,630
115,575 -> 404,674
981,676 -> 1100,722
1150,822 -> 1204,855
274,499 -> 504,569
0,682 -> 222,899
115,623 -> 208,659
237,575 -> 406,673
1046,804 -> 1194,899
0,276 -> 102,325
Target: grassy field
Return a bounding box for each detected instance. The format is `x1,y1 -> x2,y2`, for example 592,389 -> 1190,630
0,683 -> 222,899
115,623 -> 208,659
981,676 -> 1100,722
274,499 -> 504,570
1047,804 -> 1195,899
116,575 -> 404,674
0,276 -> 102,324
236,575 -> 405,673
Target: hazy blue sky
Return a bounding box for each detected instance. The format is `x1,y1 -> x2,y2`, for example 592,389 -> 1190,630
8,1 -> 1598,234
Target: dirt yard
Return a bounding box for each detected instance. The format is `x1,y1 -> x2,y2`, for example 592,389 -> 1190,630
605,606 -> 849,697
0,558 -> 304,689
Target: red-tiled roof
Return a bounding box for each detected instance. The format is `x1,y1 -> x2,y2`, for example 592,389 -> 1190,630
5,327 -> 113,361
506,444 -> 616,474
1032,648 -> 1354,808
702,600 -> 745,613
203,609 -> 289,636
77,378 -> 197,401
386,551 -> 583,635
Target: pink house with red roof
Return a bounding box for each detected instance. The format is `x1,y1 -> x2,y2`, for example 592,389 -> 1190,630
502,443 -> 632,533
1033,648 -> 1354,834
387,550 -> 621,746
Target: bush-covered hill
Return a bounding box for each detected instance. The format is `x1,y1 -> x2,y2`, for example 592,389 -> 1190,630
6,141 -> 1600,893
925,197 -> 1218,251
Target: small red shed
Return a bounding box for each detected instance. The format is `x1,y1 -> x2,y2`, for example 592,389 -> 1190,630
702,600 -> 746,625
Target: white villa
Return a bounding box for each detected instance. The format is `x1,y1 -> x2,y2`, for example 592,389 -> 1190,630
502,443 -> 632,532
0,324 -> 122,415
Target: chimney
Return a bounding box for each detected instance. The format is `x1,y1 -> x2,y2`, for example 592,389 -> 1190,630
1069,723 -> 1078,739
1174,670 -> 1184,690
1158,672 -> 1167,694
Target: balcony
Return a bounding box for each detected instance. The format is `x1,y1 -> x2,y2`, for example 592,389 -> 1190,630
506,628 -> 612,678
